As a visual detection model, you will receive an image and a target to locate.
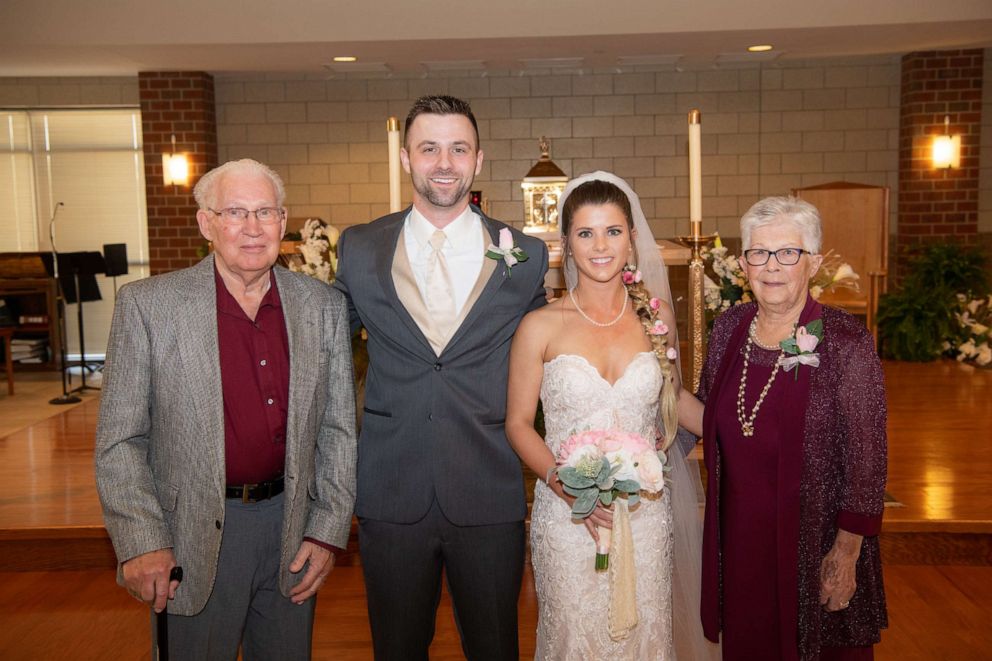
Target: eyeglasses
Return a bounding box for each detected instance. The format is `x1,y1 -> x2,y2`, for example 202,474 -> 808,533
742,247 -> 808,266
209,207 -> 284,225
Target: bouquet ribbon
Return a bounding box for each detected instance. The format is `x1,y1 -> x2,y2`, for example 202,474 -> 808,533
607,499 -> 639,641
778,353 -> 820,371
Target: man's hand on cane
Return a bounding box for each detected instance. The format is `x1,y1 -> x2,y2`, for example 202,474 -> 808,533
122,548 -> 182,613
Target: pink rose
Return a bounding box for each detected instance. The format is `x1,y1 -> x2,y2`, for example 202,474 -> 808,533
666,347 -> 678,360
650,320 -> 669,336
498,227 -> 514,251
796,326 -> 820,353
621,269 -> 642,285
649,297 -> 661,311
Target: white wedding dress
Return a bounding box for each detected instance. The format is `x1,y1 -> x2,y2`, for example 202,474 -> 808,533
531,351 -> 674,660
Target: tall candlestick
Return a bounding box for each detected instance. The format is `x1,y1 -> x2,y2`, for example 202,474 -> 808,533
387,117 -> 401,213
688,109 -> 702,238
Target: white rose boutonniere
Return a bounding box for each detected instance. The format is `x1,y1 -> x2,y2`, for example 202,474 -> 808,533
486,227 -> 528,276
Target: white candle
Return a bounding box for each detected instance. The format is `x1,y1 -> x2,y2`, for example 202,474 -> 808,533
688,109 -> 702,236
387,117 -> 401,213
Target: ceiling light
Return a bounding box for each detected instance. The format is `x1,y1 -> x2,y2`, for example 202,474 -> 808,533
747,44 -> 773,52
333,56 -> 358,62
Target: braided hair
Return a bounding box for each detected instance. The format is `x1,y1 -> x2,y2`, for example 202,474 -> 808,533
561,179 -> 680,449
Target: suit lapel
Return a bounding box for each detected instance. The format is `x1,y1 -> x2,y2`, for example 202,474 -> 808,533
442,214 -> 509,355
173,256 -> 225,490
274,267 -> 318,478
377,213 -> 436,360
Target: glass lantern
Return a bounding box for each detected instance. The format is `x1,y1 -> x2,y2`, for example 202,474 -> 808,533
521,137 -> 568,236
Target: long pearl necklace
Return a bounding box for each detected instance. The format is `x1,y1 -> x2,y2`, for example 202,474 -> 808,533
568,287 -> 628,327
736,315 -> 790,437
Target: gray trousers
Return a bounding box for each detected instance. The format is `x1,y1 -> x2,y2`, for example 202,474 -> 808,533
359,498 -> 525,661
165,492 -> 316,661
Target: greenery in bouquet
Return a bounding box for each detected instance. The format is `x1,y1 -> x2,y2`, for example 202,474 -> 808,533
289,218 -> 339,284
878,243 -> 989,362
555,430 -> 668,570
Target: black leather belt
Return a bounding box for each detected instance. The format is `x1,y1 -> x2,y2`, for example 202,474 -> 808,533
226,476 -> 285,503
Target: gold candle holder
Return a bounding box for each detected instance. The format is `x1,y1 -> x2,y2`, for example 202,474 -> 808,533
677,231 -> 717,393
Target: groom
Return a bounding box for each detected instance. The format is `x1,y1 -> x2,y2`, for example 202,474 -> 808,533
334,95 -> 548,660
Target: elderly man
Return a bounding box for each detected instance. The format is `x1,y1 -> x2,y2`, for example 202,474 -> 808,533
95,158 -> 356,659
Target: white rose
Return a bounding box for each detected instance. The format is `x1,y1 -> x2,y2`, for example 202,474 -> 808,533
634,451 -> 666,493
606,449 -> 639,484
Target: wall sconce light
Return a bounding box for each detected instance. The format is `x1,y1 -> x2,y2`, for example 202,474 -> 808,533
931,116 -> 961,169
162,134 -> 190,186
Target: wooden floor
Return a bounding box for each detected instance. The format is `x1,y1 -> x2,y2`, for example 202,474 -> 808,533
0,564 -> 990,660
0,360 -> 990,658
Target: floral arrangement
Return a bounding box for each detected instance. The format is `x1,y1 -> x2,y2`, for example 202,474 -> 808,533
289,218 -> 339,284
944,294 -> 992,367
702,235 -> 860,317
555,429 -> 668,570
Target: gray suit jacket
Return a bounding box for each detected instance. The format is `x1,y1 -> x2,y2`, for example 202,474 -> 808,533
95,255 -> 357,616
334,207 -> 548,525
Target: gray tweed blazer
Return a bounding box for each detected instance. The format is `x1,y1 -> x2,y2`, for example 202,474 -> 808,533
95,255 -> 357,616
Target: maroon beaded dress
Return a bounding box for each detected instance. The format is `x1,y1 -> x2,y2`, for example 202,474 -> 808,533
714,339 -> 791,659
698,297 -> 888,661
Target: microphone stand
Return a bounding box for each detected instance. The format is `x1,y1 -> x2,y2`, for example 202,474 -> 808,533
48,202 -> 81,405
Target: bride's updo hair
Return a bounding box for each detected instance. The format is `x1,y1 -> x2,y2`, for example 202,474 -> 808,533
560,179 -> 679,450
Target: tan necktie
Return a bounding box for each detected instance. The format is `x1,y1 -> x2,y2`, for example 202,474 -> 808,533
426,229 -> 457,339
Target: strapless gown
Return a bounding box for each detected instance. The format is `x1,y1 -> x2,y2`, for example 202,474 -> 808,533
531,352 -> 674,660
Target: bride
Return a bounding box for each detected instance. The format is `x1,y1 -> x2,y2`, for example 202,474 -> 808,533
506,172 -> 718,659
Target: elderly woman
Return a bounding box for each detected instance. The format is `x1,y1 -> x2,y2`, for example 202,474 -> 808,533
698,197 -> 888,660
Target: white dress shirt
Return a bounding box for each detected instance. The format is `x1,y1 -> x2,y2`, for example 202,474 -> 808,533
404,205 -> 486,315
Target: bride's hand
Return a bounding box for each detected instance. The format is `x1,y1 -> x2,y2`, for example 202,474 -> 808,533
582,505 -> 614,543
548,477 -> 614,542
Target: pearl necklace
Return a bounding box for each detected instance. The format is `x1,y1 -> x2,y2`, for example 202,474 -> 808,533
568,287 -> 628,327
736,315 -> 790,437
748,318 -> 782,351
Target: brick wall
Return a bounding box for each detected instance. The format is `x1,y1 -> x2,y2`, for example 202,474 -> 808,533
214,55 -> 903,242
897,49 -> 984,264
979,49 -> 992,257
139,71 -> 218,274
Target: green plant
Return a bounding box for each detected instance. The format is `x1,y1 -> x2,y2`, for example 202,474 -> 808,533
878,243 -> 989,361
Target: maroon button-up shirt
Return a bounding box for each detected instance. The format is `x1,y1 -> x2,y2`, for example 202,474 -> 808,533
215,267 -> 290,485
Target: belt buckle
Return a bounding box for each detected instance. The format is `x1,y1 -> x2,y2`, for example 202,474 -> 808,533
242,483 -> 257,504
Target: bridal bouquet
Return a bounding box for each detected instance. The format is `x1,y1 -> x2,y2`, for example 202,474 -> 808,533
554,430 -> 668,571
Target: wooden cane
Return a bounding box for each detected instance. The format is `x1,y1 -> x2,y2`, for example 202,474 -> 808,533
153,566 -> 183,661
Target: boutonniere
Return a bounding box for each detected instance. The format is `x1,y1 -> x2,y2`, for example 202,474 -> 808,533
778,319 -> 823,379
486,227 -> 528,276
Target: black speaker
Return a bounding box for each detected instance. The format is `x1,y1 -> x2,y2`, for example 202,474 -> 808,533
103,243 -> 129,277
